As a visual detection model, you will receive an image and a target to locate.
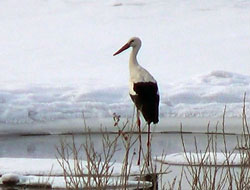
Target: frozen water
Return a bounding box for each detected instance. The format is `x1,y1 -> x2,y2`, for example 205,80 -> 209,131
0,158 -> 148,189
0,157 -> 140,176
154,152 -> 246,166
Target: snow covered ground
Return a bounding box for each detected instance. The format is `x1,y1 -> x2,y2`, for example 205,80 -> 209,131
1,0 -> 250,130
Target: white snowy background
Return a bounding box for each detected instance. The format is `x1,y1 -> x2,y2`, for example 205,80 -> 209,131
1,0 -> 250,126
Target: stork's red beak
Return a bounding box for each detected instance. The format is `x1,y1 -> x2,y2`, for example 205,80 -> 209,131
113,43 -> 130,56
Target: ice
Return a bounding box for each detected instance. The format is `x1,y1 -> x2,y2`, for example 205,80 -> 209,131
154,152 -> 246,166
0,175 -> 152,189
0,0 -> 250,128
0,157 -> 140,176
0,157 -> 148,188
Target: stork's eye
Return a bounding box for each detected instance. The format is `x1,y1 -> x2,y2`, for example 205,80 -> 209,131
131,40 -> 134,43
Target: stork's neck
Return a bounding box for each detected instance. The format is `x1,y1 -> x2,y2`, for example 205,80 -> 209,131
129,45 -> 140,69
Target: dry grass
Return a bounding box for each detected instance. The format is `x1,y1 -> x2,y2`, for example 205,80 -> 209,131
167,93 -> 250,190
56,112 -> 167,189
56,95 -> 250,190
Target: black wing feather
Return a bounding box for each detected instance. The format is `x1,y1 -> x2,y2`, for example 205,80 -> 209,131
130,82 -> 159,124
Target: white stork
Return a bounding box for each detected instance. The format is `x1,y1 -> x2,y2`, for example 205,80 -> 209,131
113,37 -> 159,165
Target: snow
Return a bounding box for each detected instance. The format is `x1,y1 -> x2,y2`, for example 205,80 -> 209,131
1,173 -> 20,185
0,175 -> 152,189
0,157 -> 140,176
0,157 -> 148,188
0,0 -> 250,128
0,71 -> 249,128
154,152 -> 247,166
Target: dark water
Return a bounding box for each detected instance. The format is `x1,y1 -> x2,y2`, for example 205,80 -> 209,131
0,132 -> 239,162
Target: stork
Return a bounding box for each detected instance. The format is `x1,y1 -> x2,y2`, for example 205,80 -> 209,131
113,37 -> 159,165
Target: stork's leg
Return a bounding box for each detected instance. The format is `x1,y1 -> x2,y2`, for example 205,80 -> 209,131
147,123 -> 151,166
137,109 -> 142,165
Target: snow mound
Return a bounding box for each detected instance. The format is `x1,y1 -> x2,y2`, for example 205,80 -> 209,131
162,71 -> 250,118
1,173 -> 20,185
0,71 -> 250,125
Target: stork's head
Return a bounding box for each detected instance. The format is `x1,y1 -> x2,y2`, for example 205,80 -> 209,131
113,37 -> 141,56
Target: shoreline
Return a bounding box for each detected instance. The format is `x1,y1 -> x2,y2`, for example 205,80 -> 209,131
0,117 -> 245,135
